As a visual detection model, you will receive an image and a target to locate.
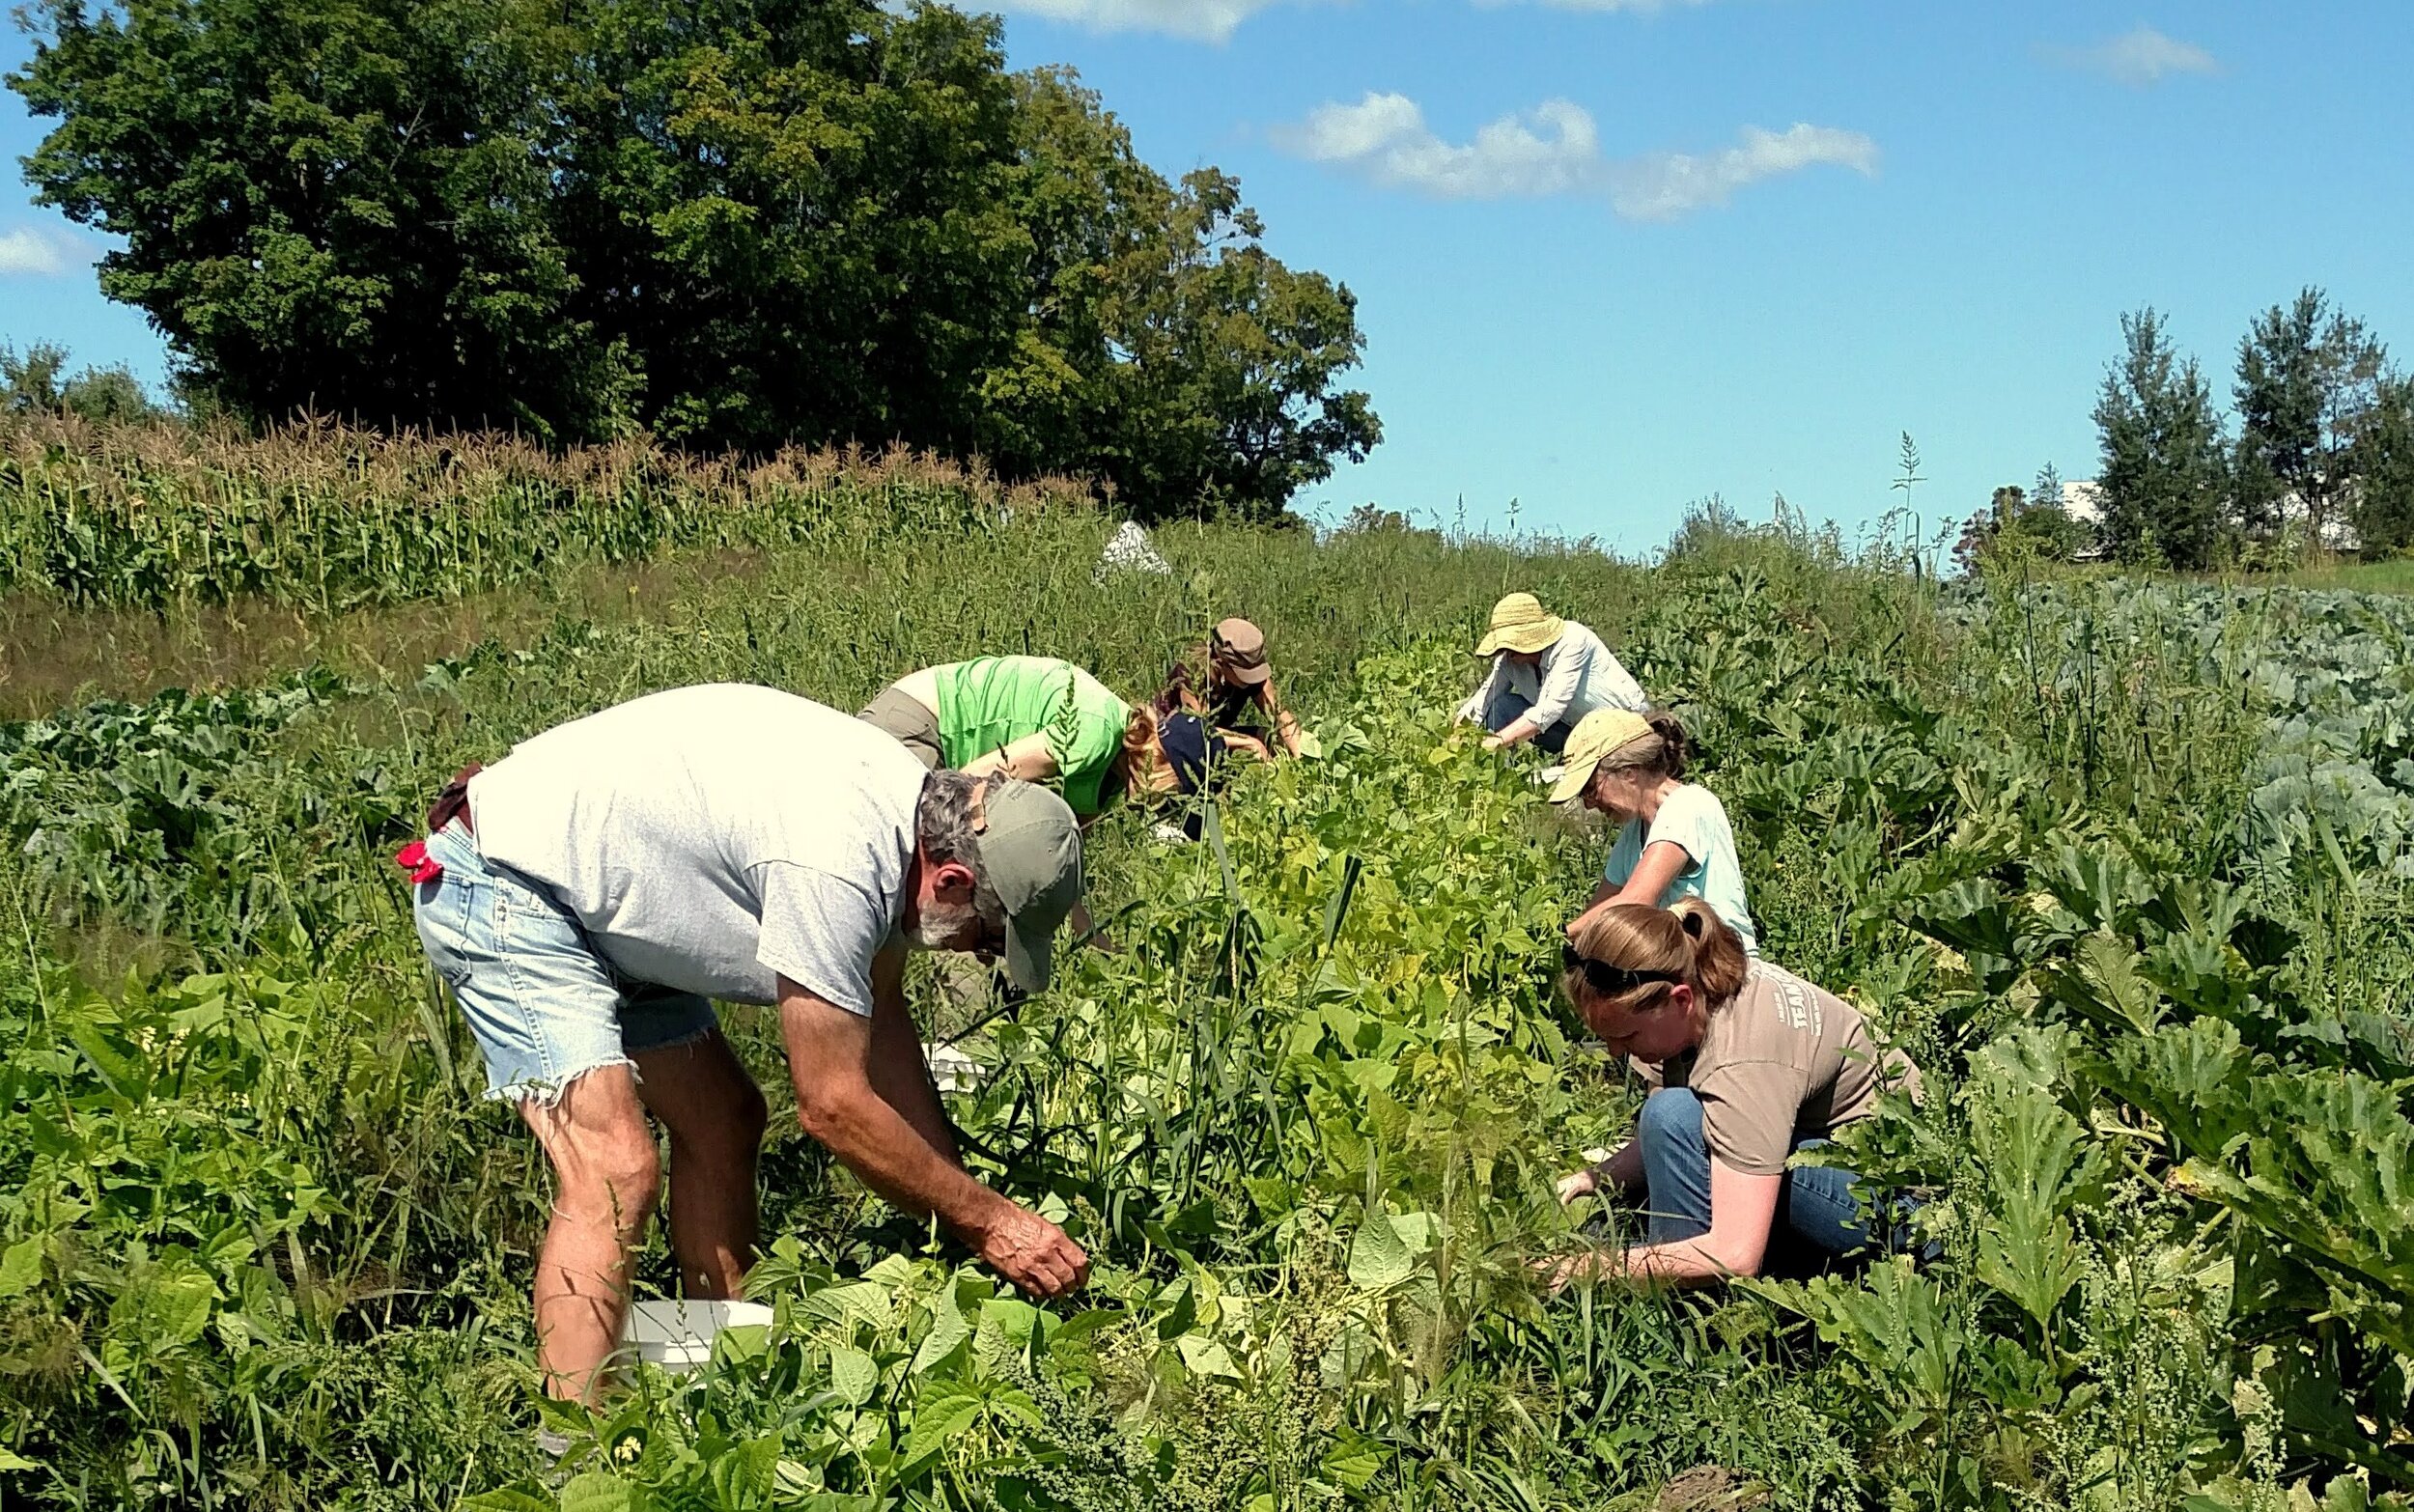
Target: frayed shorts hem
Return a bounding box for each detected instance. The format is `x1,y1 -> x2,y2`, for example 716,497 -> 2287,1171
487,1054 -> 641,1108
413,824 -> 720,1106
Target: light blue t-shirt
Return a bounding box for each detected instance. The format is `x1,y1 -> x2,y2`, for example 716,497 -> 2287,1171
1601,782 -> 1757,955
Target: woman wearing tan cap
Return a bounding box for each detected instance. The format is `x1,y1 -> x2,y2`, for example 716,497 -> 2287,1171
1159,617 -> 1305,761
1453,593 -> 1645,754
1550,708 -> 1756,955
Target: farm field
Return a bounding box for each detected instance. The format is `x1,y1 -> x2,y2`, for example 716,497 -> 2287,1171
1,430 -> 2412,1511
2260,558 -> 2414,600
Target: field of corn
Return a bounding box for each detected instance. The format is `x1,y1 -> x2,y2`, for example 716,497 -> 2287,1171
1,421 -> 2411,1511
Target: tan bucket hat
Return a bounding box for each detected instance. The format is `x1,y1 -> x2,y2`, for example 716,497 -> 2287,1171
1474,593 -> 1566,658
1210,617 -> 1271,686
1549,709 -> 1655,804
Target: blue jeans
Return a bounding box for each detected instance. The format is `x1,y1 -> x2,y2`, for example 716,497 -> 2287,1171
1635,1087 -> 1876,1264
1481,688 -> 1575,754
411,824 -> 716,1104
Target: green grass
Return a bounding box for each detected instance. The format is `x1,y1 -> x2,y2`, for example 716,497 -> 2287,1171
2264,554 -> 2414,595
1,434 -> 2411,1511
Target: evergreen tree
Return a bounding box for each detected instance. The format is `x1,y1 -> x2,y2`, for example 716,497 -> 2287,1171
2092,309 -> 2230,569
2232,288 -> 2387,546
2354,375 -> 2414,554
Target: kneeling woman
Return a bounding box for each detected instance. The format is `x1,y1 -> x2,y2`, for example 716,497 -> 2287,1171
1552,901 -> 1921,1287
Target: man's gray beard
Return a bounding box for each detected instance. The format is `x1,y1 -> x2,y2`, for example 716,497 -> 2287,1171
909,900 -> 982,952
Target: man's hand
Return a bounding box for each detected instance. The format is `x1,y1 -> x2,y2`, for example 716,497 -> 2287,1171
973,1204 -> 1090,1298
1556,1166 -> 1599,1206
1481,733 -> 1506,752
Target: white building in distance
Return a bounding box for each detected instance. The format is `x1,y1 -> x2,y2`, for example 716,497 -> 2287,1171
2054,478 -> 2359,556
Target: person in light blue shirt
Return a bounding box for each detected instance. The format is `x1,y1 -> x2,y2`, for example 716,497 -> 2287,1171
1549,709 -> 1757,955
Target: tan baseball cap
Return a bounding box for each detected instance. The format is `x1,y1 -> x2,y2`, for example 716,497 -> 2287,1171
1549,709 -> 1655,804
974,780 -> 1084,992
1474,593 -> 1566,658
1211,617 -> 1271,685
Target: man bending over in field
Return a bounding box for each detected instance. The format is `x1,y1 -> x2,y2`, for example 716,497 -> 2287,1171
398,685 -> 1091,1401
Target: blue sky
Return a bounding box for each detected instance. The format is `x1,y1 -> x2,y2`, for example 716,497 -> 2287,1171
6,1 -> 2412,552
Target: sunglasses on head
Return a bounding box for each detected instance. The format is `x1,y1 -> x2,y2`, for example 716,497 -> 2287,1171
1559,941 -> 1681,997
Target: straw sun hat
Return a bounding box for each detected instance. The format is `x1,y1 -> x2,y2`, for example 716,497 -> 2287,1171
1474,593 -> 1567,658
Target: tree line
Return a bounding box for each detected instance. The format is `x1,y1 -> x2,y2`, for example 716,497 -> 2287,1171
6,0 -> 1379,521
1965,289 -> 2414,571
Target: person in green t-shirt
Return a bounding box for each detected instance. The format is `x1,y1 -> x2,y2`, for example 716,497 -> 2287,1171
858,657 -> 1169,818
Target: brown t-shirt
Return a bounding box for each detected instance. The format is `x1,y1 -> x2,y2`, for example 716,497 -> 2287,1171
1634,962 -> 1922,1176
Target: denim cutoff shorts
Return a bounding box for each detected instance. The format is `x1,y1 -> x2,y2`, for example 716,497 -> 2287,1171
411,824 -> 717,1104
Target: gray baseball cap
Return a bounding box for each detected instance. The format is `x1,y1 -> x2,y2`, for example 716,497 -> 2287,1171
977,780 -> 1084,993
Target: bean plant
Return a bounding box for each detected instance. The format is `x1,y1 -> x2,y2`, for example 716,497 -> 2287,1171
0,457 -> 2407,1511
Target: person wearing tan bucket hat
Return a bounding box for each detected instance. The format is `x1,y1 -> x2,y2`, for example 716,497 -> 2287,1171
1454,593 -> 1645,754
1159,616 -> 1305,761
1551,706 -> 1757,955
402,685 -> 1092,1402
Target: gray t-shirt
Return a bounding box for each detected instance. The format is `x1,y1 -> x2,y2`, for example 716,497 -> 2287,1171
468,684 -> 926,1017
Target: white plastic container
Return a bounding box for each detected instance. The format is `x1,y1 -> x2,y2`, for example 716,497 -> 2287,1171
926,1044 -> 989,1094
620,1298 -> 774,1374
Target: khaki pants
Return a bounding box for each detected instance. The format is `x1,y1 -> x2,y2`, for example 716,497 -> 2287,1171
858,686 -> 944,770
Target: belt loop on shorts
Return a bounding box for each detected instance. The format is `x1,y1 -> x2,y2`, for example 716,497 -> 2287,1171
398,763 -> 486,884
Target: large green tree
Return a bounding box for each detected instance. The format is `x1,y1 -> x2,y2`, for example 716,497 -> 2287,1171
546,0 -> 1033,453
8,0 -> 1377,516
2232,287 -> 2387,546
975,68 -> 1376,519
2354,374 -> 2414,554
12,0 -> 609,437
2092,308 -> 2230,570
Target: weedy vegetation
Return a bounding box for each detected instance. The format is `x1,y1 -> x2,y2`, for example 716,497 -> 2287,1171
0,429 -> 2408,1511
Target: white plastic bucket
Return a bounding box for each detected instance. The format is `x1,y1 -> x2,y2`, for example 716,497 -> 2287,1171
927,1044 -> 989,1094
620,1298 -> 773,1374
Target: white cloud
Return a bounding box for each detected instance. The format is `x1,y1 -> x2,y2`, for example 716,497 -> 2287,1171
1277,94 -> 1604,197
0,227 -> 80,278
2054,25 -> 2220,86
1609,123 -> 1879,220
1273,93 -> 1876,220
986,0 -> 1286,42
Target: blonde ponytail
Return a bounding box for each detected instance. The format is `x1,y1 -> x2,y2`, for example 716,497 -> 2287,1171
1669,899 -> 1747,1002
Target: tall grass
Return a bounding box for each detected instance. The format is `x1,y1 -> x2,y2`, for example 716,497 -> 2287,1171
0,414 -> 1097,611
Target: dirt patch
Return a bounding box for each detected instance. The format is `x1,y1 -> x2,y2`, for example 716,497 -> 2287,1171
1655,1466 -> 1770,1511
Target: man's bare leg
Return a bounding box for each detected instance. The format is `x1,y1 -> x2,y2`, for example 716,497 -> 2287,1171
519,1065 -> 661,1401
632,1029 -> 767,1299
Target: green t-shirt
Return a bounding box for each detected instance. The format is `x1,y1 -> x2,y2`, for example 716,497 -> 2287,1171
931,657 -> 1130,816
